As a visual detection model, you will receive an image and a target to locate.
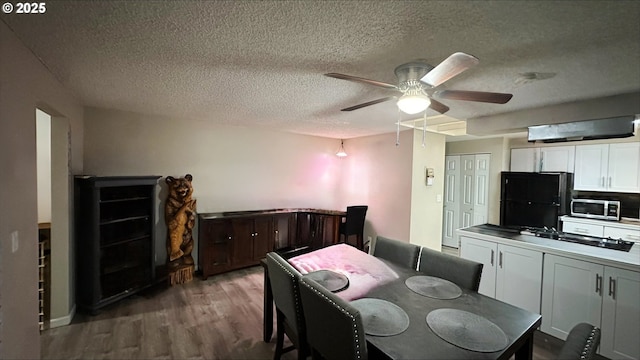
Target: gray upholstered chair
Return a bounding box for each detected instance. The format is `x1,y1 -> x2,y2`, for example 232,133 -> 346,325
557,323 -> 601,360
372,236 -> 420,270
299,276 -> 368,360
418,247 -> 483,291
265,252 -> 309,360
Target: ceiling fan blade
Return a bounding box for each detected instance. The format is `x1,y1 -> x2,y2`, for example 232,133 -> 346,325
435,90 -> 513,104
420,52 -> 479,87
341,97 -> 395,111
325,73 -> 398,90
428,98 -> 450,114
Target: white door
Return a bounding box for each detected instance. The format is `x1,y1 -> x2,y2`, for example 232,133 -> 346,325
574,144 -> 608,191
510,148 -> 539,172
495,244 -> 543,314
473,154 -> 490,225
540,146 -> 575,172
442,156 -> 460,248
541,254 -> 603,340
608,142 -> 640,193
459,236 -> 497,298
459,155 -> 475,229
601,266 -> 640,360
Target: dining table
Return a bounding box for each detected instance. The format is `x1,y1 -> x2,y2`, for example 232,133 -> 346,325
261,244 -> 542,360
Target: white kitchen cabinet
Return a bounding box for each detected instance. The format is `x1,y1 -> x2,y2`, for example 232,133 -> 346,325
541,254 -> 603,339
510,148 -> 539,172
460,236 -> 543,314
604,225 -> 640,243
574,142 -> 640,193
562,219 -> 605,237
509,146 -> 575,172
601,266 -> 640,360
542,254 -> 640,360
562,216 -> 640,242
540,146 -> 575,172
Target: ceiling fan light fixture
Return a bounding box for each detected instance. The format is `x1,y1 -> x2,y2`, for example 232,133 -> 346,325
397,93 -> 431,114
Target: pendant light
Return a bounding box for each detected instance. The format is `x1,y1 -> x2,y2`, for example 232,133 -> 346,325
336,139 -> 347,157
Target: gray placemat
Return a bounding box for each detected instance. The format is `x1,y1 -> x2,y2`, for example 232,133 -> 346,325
405,275 -> 462,300
350,298 -> 410,337
426,308 -> 508,352
303,270 -> 349,292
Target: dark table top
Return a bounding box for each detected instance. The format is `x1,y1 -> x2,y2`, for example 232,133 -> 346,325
199,208 -> 346,219
362,260 -> 541,360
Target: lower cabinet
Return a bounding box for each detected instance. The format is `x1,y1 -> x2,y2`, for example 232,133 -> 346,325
199,210 -> 343,279
460,236 -> 543,314
542,254 -> 640,360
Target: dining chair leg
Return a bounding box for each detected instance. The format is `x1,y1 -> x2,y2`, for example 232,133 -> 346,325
274,310 -> 285,360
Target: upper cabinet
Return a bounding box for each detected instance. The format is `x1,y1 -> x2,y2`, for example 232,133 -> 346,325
574,143 -> 640,193
510,146 -> 575,173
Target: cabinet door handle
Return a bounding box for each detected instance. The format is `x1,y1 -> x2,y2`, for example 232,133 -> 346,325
609,277 -> 616,299
595,274 -> 602,295
498,251 -> 503,268
608,177 -> 612,188
490,250 -> 494,266
574,227 -> 589,234
601,177 -> 605,187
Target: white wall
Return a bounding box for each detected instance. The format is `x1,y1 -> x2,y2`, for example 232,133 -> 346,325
83,107 -> 346,263
338,131 -> 414,243
410,130 -> 446,250
36,109 -> 52,223
0,21 -> 83,359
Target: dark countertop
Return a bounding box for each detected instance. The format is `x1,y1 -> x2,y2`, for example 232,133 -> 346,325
458,224 -> 640,272
198,208 -> 346,219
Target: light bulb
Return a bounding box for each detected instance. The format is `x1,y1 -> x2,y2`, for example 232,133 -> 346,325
397,94 -> 431,114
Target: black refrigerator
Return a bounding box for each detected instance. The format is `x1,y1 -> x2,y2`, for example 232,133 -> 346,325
500,172 -> 573,230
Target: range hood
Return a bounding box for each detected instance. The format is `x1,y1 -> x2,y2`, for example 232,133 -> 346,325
528,116 -> 636,143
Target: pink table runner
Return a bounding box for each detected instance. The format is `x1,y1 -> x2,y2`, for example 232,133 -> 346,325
289,244 -> 399,301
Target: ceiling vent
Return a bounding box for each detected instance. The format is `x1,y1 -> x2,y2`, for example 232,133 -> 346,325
528,116 -> 636,143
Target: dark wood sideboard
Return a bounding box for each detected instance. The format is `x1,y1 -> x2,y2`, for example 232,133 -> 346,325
198,209 -> 345,279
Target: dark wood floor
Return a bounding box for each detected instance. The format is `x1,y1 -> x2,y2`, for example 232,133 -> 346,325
41,265 -> 563,360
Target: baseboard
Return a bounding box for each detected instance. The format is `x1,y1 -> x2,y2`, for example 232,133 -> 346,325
49,304 -> 76,328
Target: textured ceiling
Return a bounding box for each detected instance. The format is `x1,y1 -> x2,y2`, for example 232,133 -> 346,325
2,1 -> 639,139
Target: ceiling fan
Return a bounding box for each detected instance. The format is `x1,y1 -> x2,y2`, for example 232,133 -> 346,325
325,52 -> 513,115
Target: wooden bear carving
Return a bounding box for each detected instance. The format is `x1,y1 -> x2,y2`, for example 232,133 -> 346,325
165,174 -> 197,266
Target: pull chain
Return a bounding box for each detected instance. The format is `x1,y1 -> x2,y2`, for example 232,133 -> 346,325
396,108 -> 400,146
422,112 -> 427,147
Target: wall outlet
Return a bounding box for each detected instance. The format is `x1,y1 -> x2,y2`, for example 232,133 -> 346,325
11,231 -> 19,253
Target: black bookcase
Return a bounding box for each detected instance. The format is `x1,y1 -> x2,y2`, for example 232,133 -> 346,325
75,176 -> 160,314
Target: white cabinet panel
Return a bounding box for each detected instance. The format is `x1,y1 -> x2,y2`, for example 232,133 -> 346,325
510,148 -> 538,172
540,146 -> 575,172
562,220 -> 604,237
604,226 -> 640,243
460,236 -> 543,313
541,254 -> 603,340
608,142 -> 640,193
601,266 -> 640,360
495,245 -> 543,314
575,142 -> 640,193
460,236 -> 496,297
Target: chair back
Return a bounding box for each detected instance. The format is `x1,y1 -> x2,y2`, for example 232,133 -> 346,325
299,276 -> 368,360
372,236 -> 420,270
558,323 -> 601,360
343,205 -> 368,236
265,252 -> 306,341
418,247 -> 483,291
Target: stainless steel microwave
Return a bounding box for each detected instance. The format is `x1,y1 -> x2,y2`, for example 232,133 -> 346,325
570,199 -> 621,221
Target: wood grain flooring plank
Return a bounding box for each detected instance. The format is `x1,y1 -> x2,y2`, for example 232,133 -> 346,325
40,265 -> 562,360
